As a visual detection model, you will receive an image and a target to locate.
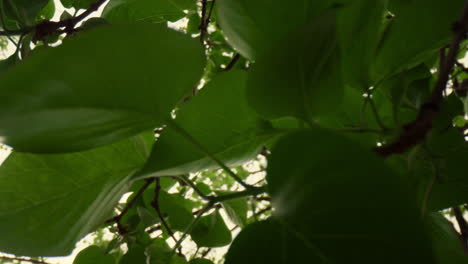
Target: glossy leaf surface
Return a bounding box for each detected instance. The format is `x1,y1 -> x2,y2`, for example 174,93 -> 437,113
0,23 -> 204,153
138,71 -> 273,178
0,134 -> 152,256
247,12 -> 343,121
266,129 -> 434,263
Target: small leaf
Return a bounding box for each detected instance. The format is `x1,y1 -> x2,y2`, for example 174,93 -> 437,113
156,191 -> 195,232
190,210 -> 232,247
145,238 -> 172,264
453,115 -> 466,128
427,213 -> 468,264
119,245 -> 146,264
217,191 -> 248,228
36,0 -> 55,21
73,246 -> 115,264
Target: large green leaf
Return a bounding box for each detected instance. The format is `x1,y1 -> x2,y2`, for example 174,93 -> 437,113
73,246 -> 115,264
372,0 -> 465,80
216,0 -> 332,60
247,12 -> 343,121
266,129 -> 435,263
190,210 -> 232,247
102,0 -> 186,23
337,0 -> 387,90
0,23 -> 204,153
61,0 -> 95,9
0,133 -> 153,256
137,71 -> 273,178
2,0 -> 49,26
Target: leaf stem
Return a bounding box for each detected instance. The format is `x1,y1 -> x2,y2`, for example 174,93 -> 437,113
177,175 -> 212,201
166,119 -> 253,190
105,179 -> 153,234
171,203 -> 214,255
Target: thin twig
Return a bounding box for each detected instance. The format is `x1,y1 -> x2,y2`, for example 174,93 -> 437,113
199,0 -> 215,44
200,248 -> 212,258
166,119 -> 253,189
375,3 -> 468,157
255,206 -> 272,216
223,53 -> 241,71
106,179 -> 154,234
172,203 -> 215,255
146,224 -> 162,234
199,0 -> 208,44
150,179 -> 179,246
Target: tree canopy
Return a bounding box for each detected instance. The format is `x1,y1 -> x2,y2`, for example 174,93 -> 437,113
0,0 -> 468,263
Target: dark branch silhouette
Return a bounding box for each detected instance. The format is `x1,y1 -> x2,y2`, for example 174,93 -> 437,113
375,2 -> 468,157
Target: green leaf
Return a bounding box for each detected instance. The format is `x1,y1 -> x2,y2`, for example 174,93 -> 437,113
266,129 -> 434,263
216,0 -> 332,60
36,0 -> 55,21
0,133 -> 153,256
373,0 -> 465,80
0,23 -> 204,153
61,0 -> 95,9
150,190 -> 195,232
102,0 -> 186,23
247,11 -> 343,121
337,0 -> 387,90
225,219 -> 316,264
453,115 -> 466,128
190,210 -> 232,247
429,143 -> 468,210
217,191 -> 248,228
0,52 -> 18,77
119,245 -> 146,264
427,213 -> 468,264
145,238 -> 172,264
2,0 -> 49,26
190,259 -> 214,264
73,246 -> 115,264
137,71 -> 273,178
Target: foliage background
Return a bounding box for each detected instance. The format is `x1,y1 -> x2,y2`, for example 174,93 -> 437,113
0,0 -> 468,264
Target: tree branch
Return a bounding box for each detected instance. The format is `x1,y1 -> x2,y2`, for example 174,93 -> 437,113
374,2 -> 468,157
32,0 -> 107,41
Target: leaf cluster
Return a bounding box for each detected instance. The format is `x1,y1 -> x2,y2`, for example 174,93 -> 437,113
0,0 -> 468,263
